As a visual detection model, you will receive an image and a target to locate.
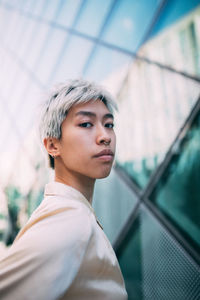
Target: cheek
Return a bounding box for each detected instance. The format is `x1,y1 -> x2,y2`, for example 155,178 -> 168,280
60,132 -> 91,159
112,132 -> 116,148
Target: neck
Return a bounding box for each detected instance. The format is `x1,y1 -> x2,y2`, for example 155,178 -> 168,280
54,165 -> 95,204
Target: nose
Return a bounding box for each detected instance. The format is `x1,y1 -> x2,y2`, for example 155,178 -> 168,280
96,125 -> 111,146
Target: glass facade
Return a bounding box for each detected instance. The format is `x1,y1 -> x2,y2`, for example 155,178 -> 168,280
0,0 -> 200,299
117,205 -> 200,300
150,109 -> 200,249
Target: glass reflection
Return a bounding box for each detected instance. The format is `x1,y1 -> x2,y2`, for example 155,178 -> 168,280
17,19 -> 36,60
21,0 -> 35,13
35,27 -> 67,84
25,22 -> 49,70
117,216 -> 142,299
146,5 -> 200,78
42,0 -> 59,21
115,59 -> 200,188
31,0 -> 48,17
150,110 -> 200,249
117,206 -> 200,300
84,45 -> 131,82
51,35 -> 93,84
93,169 -> 137,243
102,0 -> 162,51
74,0 -> 113,37
8,14 -> 27,53
55,0 -> 82,28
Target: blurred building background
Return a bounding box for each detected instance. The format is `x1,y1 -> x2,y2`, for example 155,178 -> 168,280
0,0 -> 200,299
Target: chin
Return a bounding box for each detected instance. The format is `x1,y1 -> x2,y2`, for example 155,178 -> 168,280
94,168 -> 112,179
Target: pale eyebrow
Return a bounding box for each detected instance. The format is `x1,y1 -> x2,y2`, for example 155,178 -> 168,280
75,111 -> 114,120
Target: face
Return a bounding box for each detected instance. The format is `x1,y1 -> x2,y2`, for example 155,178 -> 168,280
56,100 -> 116,180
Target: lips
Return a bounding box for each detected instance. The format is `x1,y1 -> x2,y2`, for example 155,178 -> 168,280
93,149 -> 114,158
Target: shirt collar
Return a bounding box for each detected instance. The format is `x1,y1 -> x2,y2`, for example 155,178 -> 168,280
44,181 -> 103,230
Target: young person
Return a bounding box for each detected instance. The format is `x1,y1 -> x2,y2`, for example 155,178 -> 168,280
0,79 -> 127,299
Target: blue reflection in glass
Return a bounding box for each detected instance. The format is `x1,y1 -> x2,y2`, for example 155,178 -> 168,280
55,0 -> 82,28
150,0 -> 200,38
31,0 -> 47,17
84,46 -> 131,81
75,0 -> 113,37
51,36 -> 93,83
102,0 -> 162,51
42,0 -> 60,21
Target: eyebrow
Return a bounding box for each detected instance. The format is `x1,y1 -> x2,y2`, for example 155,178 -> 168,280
75,111 -> 114,119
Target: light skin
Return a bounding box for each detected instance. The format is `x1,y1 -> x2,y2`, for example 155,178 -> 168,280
44,100 -> 116,203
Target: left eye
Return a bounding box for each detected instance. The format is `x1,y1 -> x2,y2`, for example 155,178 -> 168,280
105,123 -> 114,128
79,122 -> 93,128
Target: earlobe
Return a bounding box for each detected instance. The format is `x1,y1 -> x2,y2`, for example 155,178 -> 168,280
43,137 -> 60,157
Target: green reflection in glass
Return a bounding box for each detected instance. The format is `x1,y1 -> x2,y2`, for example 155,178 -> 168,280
117,206 -> 200,300
117,217 -> 143,300
4,185 -> 21,245
117,156 -> 158,189
93,169 -> 137,244
188,21 -> 200,75
115,52 -> 200,190
150,111 -> 200,249
27,188 -> 43,218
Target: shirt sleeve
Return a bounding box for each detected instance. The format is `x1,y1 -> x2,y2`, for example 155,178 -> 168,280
0,207 -> 92,300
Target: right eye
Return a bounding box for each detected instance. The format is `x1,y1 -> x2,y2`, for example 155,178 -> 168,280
79,122 -> 93,128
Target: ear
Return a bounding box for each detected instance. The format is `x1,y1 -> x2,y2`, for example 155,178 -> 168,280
43,137 -> 60,158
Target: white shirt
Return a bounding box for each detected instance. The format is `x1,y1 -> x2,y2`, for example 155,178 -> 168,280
0,182 -> 127,300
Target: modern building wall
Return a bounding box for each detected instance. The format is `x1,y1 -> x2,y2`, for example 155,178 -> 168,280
0,1 -> 199,299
